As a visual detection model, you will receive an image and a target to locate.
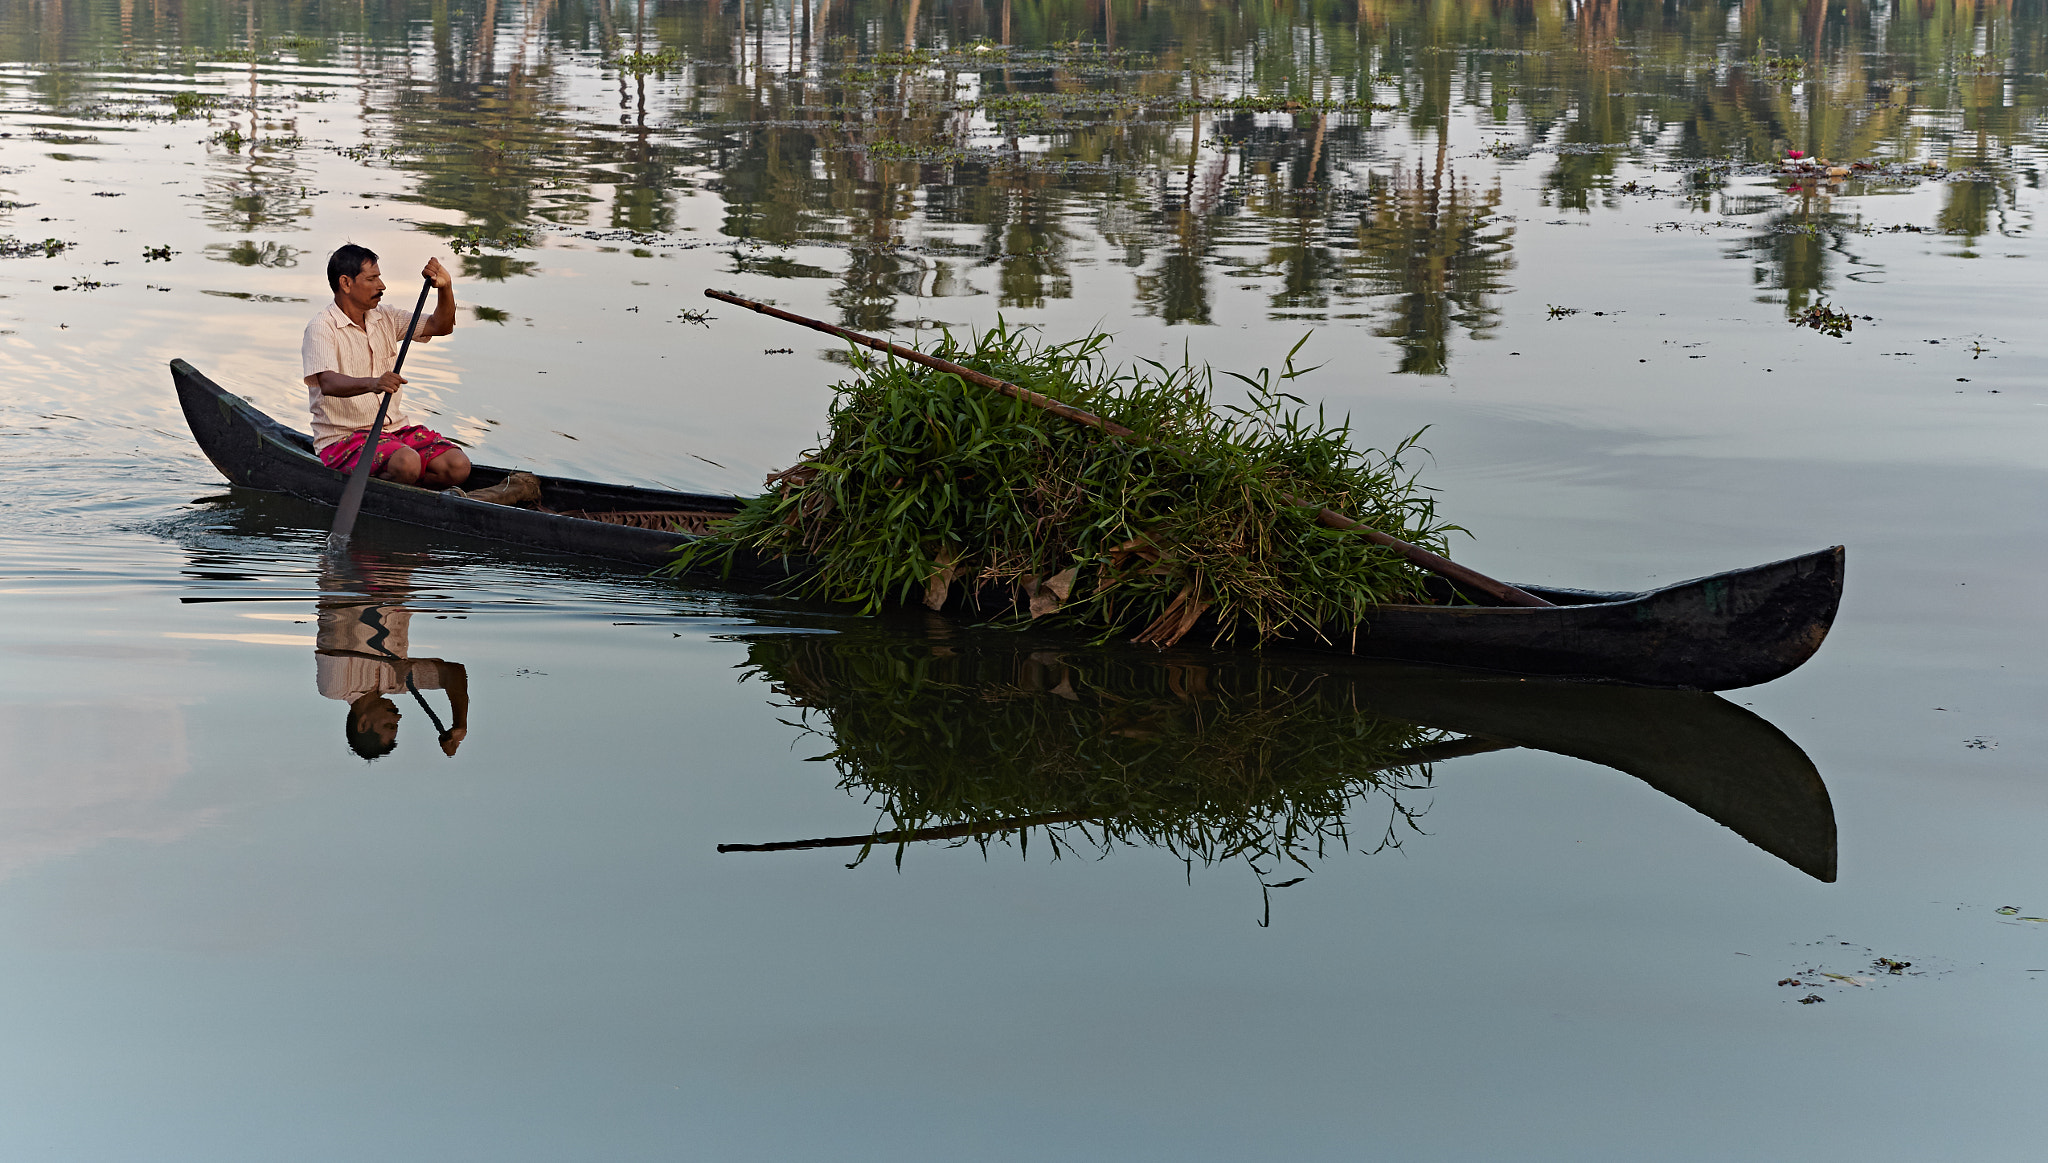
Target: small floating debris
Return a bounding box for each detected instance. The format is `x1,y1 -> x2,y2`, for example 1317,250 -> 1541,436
1791,302 -> 1854,338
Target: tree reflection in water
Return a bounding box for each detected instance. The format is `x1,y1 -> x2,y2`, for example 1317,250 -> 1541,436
5,0 -> 2043,360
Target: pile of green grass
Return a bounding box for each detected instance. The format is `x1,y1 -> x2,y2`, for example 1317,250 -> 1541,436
668,323 -> 1457,646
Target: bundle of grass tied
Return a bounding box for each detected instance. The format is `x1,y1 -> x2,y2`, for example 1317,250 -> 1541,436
667,323 -> 1459,647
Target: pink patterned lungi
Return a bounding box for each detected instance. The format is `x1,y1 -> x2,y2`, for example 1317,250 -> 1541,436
318,425 -> 460,474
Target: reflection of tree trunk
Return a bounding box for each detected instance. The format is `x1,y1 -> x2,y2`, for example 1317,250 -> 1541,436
1001,0 -> 1010,44
245,0 -> 257,146
508,0 -> 555,87
905,0 -> 920,48
474,0 -> 498,83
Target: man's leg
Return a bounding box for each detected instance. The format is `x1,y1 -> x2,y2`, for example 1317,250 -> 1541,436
420,447 -> 472,488
376,445 -> 422,484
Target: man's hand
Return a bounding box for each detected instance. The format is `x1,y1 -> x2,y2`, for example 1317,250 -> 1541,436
419,256 -> 457,338
375,371 -> 407,394
439,726 -> 467,756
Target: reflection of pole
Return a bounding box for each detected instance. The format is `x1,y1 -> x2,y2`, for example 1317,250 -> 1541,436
714,736 -> 1514,853
1001,0 -> 1010,44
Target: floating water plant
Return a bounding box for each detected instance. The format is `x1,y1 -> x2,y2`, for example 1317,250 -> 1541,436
447,223 -> 539,255
1792,301 -> 1853,337
616,47 -> 681,75
0,237 -> 71,258
667,323 -> 1458,647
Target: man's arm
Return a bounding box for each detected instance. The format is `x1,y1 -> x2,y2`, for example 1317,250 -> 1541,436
312,369 -> 405,398
435,661 -> 469,756
412,257 -> 457,340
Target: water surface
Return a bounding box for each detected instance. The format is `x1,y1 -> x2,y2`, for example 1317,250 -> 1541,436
3,1 -> 2047,1158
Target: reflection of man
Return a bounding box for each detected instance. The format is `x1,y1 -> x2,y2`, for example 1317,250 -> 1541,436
316,586 -> 469,760
303,244 -> 473,489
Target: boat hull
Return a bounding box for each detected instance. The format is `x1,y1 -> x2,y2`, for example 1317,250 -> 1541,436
172,359 -> 1843,690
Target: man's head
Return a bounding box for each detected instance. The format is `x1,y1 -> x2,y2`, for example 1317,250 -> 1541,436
345,693 -> 401,760
327,243 -> 385,310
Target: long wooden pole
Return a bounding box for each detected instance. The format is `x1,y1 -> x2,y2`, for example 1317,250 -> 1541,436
703,289 -> 1554,608
326,277 -> 434,554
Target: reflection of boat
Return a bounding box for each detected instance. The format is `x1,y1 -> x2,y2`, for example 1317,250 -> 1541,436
719,629 -> 1836,882
173,359 -> 1841,690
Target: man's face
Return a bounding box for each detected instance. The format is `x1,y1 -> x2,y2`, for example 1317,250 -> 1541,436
355,696 -> 400,745
338,259 -> 386,311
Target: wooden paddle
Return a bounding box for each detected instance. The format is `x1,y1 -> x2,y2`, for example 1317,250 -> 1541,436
703,289 -> 1554,608
326,276 -> 434,554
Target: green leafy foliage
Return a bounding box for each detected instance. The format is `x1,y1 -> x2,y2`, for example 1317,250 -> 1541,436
616,47 -> 681,75
667,324 -> 1458,646
1791,301 -> 1853,337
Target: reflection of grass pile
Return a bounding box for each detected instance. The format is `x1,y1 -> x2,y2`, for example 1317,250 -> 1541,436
745,631 -> 1442,870
670,324 -> 1455,646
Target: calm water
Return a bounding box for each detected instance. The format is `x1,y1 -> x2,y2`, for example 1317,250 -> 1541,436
4,1 -> 2048,1157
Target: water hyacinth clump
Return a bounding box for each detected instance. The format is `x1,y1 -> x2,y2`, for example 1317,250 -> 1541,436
668,324 -> 1459,647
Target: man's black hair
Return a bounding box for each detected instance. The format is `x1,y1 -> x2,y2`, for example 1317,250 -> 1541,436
327,243 -> 379,293
345,700 -> 399,761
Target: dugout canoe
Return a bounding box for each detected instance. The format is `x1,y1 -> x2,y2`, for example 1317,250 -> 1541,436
172,358 -> 1843,691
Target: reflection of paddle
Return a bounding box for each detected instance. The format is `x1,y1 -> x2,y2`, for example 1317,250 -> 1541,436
403,670 -> 448,737
325,276 -> 434,553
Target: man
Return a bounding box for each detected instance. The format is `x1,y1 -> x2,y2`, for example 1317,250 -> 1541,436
303,244 -> 473,489
316,563 -> 470,760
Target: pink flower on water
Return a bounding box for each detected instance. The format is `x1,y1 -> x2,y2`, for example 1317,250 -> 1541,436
1787,149 -> 1806,159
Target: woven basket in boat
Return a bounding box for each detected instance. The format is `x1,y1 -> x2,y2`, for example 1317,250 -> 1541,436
542,508 -> 729,535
